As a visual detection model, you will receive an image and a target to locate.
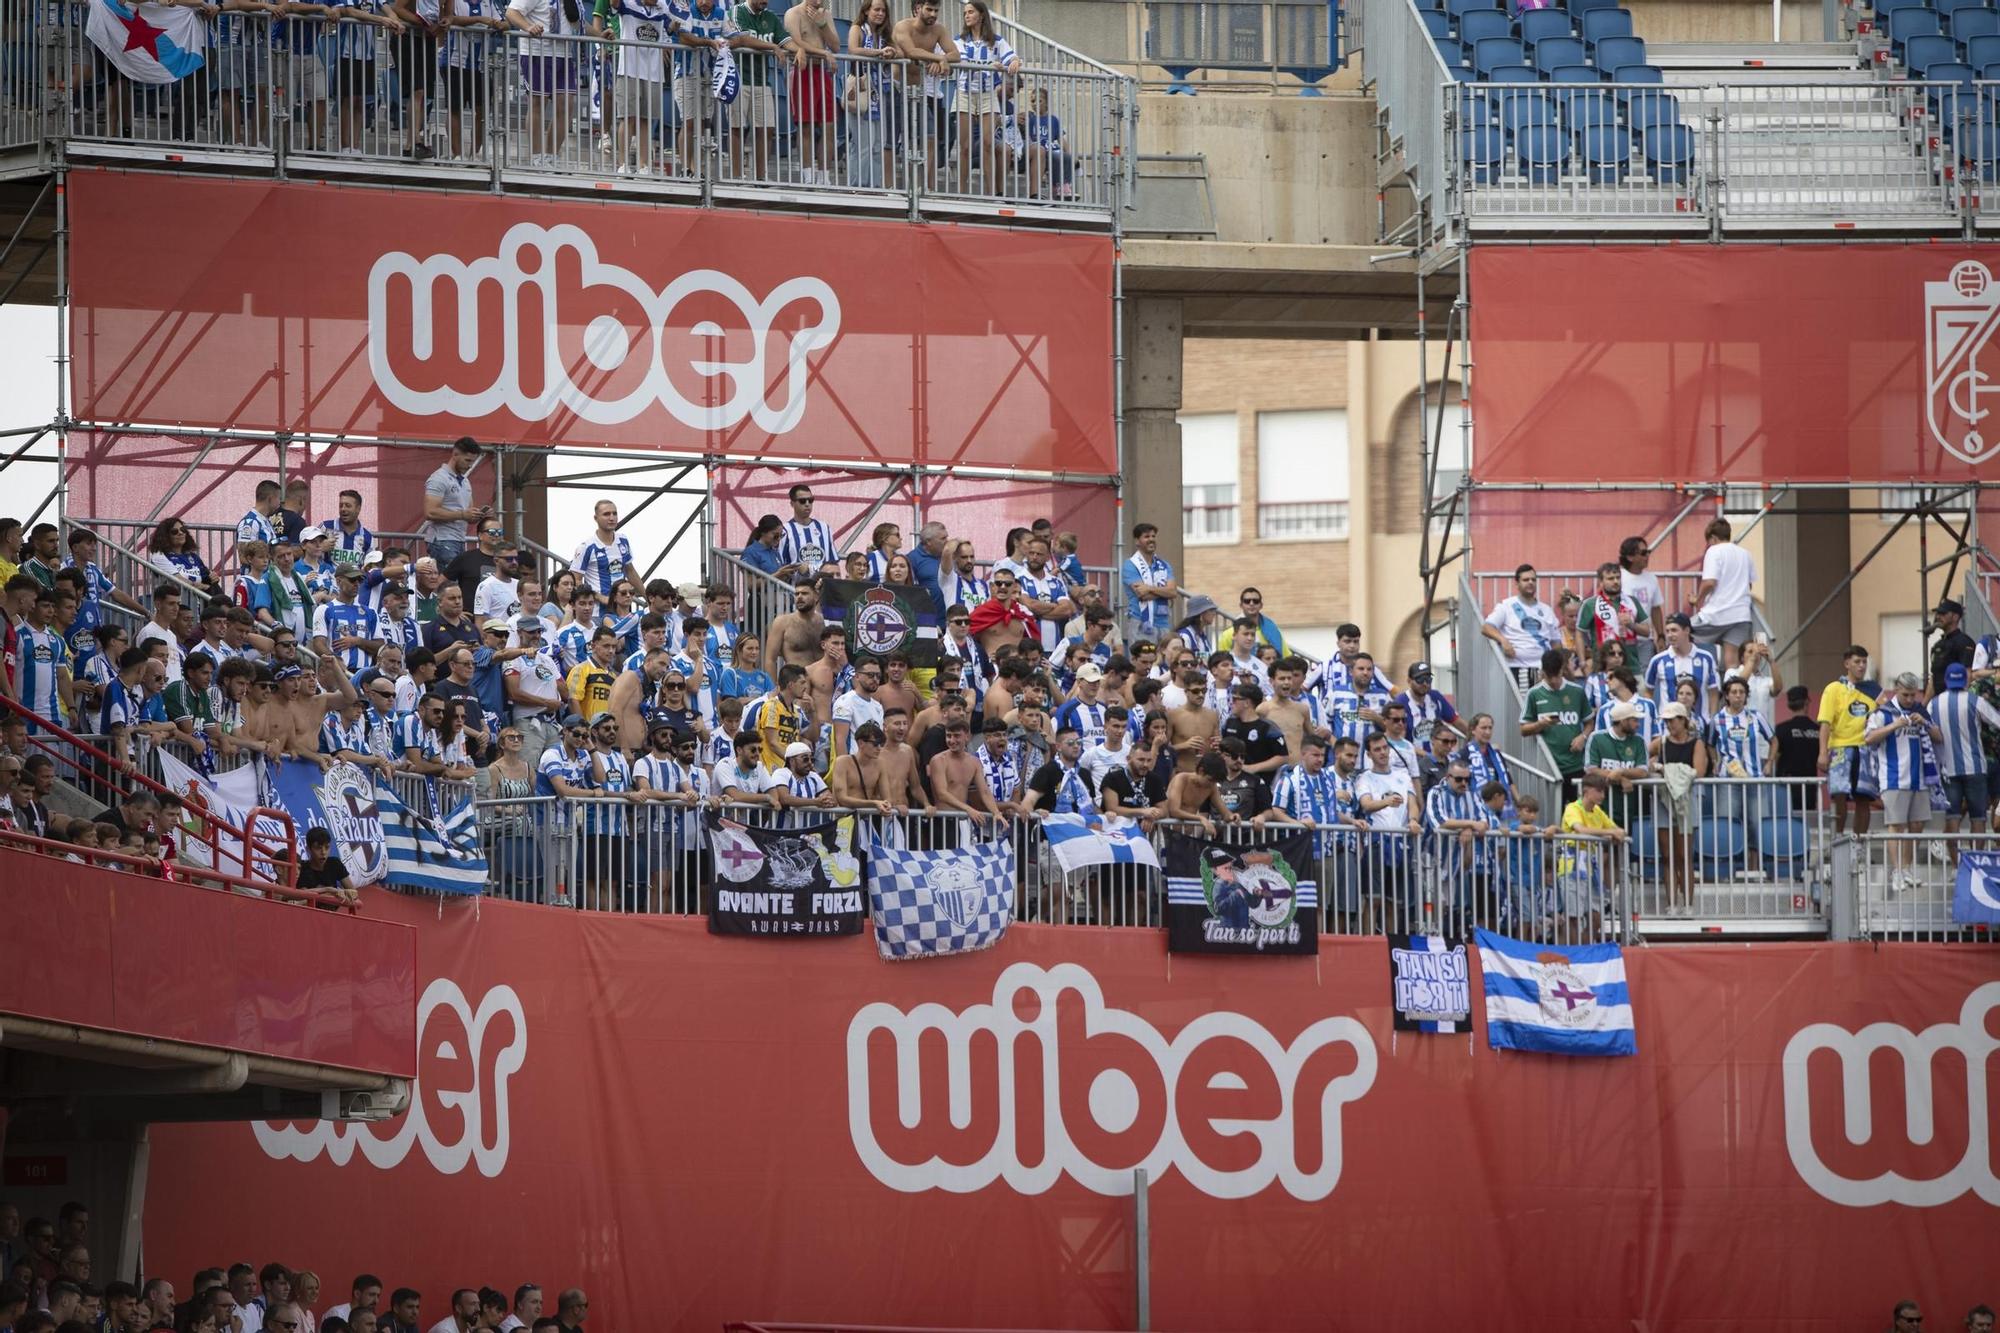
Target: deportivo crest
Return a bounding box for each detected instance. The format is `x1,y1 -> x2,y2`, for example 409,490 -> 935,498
320,761 -> 387,884
853,587 -> 912,657
1535,953 -> 1599,1027
1925,260 -> 2000,465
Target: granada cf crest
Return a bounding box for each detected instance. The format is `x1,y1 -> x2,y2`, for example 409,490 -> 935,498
1926,260 -> 2000,465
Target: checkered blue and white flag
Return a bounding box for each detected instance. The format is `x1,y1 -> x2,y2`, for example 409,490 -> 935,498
868,838 -> 1015,961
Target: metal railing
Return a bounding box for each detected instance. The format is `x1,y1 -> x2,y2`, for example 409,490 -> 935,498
1838,831 -> 1998,943
706,549 -> 794,677
1142,0 -> 1343,85
1454,573 -> 1563,810
1622,775 -> 1827,935
1256,498 -> 1349,541
24,12 -> 1129,223
1356,0 -> 1454,247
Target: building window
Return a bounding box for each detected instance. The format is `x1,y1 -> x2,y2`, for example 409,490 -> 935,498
1430,395 -> 1471,536
1257,409 -> 1349,541
1180,411 -> 1240,545
1879,486 -> 1972,520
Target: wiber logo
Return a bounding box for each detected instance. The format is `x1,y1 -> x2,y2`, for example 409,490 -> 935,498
1782,981 -> 2000,1207
253,978 -> 527,1178
367,222 -> 841,432
846,963 -> 1378,1201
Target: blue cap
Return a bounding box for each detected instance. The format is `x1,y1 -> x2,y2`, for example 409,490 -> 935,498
1947,662 -> 1969,688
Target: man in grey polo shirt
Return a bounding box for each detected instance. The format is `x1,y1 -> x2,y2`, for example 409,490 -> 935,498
421,436 -> 491,566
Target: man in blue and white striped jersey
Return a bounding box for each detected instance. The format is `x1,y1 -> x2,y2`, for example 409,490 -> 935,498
1929,662 -> 2000,836
775,484 -> 840,584
1864,672 -> 1942,895
572,499 -> 639,599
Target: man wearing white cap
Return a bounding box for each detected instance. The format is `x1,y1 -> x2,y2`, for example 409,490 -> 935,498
773,740 -> 834,826
1584,698 -> 1652,829
504,615 -> 563,770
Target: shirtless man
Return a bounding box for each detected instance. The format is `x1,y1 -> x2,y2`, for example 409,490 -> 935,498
910,674 -> 964,737
927,717 -> 1006,826
829,719 -> 896,814
282,658 -> 354,766
1167,662 -> 1221,773
984,656 -> 1026,725
238,669 -> 289,759
971,570 -> 1038,661
877,708 -> 931,810
764,581 -> 824,674
892,0 -> 956,185
610,647 -> 673,753
805,624 -> 850,731
783,0 -> 841,182
1166,752 -> 1234,836
1259,656 -> 1320,759
876,651 -> 922,720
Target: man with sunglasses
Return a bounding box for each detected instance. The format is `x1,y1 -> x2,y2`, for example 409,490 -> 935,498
1219,586 -> 1289,657
445,520 -> 506,606
774,484 -> 840,583
968,569 -> 1038,660
504,616 -> 563,769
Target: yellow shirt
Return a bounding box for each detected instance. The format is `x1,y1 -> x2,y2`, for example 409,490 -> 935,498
1562,800 -> 1617,835
751,693 -> 808,769
0,556 -> 16,587
565,660 -> 617,722
1817,678 -> 1874,749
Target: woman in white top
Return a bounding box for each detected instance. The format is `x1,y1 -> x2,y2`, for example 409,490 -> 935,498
953,0 -> 1017,195
507,0 -> 584,165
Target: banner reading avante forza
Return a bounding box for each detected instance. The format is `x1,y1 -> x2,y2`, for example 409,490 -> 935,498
1470,243 -> 2000,483
65,170 -> 1115,474
134,893 -> 1999,1331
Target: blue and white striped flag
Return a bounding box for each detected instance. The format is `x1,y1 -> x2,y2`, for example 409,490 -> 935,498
1475,929 -> 1636,1057
869,837 -> 1014,960
378,785 -> 488,896
712,43 -> 740,105
1040,812 -> 1159,875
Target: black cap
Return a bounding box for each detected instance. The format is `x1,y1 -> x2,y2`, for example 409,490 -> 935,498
1935,598 -> 1966,617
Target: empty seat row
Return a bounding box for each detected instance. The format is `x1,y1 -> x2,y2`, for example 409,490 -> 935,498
1428,0 -> 1623,17
1906,26 -> 2000,70
1448,33 -> 1648,75
1422,5 -> 1635,47
1461,122 -> 1695,183
1461,86 -> 1683,132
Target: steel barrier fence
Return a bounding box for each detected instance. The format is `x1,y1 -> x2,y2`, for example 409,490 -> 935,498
1623,776 -> 1826,934
1841,831 -> 1997,943
1354,0 -> 1454,247
25,13 -> 1126,220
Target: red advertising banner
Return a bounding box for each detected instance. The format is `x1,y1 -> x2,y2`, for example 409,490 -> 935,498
139,892 -> 1996,1331
0,854 -> 415,1076
67,170 -> 1116,475
1470,243 -> 2000,484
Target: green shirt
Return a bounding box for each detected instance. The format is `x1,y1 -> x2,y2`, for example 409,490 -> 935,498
161,679 -> 216,727
1584,728 -> 1648,826
1523,681 -> 1589,777
732,2 -> 785,83
592,0 -> 618,38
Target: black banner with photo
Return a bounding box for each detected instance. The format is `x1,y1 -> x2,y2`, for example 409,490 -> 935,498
1384,934 -> 1472,1033
1162,830 -> 1319,955
706,814 -> 867,937
818,579 -> 942,667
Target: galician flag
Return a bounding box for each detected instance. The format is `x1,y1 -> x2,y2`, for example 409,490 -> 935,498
87,0 -> 208,83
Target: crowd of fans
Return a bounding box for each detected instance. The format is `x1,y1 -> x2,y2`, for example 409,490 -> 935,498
0,443 -> 1988,921
0,1199 -> 585,1333
69,0 -> 1082,199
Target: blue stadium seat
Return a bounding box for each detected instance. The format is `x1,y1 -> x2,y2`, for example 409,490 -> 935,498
1462,124 -> 1509,180
1928,61 -> 1978,115
1579,7 -> 1635,50
1567,0 -> 1620,13
1908,33 -> 1960,73
1460,10 -> 1513,42
1629,88 -> 1681,130
1951,6 -> 2000,40
1500,91 -> 1557,135
1578,126 -> 1633,181
1474,35 -> 1531,73
1646,123 -> 1696,182
1872,0 -> 1921,19
1435,36 -> 1469,66
1518,8 -> 1574,44
1460,88 -> 1498,122
1514,124 -> 1570,181
1595,35 -> 1647,70
1758,815 -> 1811,881
1696,818 -> 1745,882
1421,10 -> 1452,37
1447,0 -> 1502,18
1888,7 -> 1942,54
1488,64 -> 1540,81
1967,33 -> 2000,68
1547,62 -> 1603,84
1565,90 -> 1621,129
1612,63 -> 1665,102
1534,36 -> 1587,70
1936,0 -> 1985,19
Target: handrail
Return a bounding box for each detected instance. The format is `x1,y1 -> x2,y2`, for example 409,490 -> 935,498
0,693 -> 299,889
0,827 -> 345,909
70,520 -> 216,610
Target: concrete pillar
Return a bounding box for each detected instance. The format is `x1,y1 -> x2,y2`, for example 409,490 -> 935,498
1763,491 -> 1852,692
1121,297 -> 1185,580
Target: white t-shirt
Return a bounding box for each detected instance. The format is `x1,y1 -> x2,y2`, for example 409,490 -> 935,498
1694,542 -> 1755,625
475,574 -> 522,623
714,757 -> 773,796
832,690 -> 885,748
1483,595 -> 1562,671
505,649 -> 563,717
137,620 -> 186,683
1622,567 -> 1663,638
1079,740 -> 1129,792
1354,766 -> 1416,830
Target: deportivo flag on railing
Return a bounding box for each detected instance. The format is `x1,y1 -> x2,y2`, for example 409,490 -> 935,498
1040,812 -> 1159,875
88,0 -> 207,83
712,44 -> 740,105
1475,930 -> 1636,1057
869,837 -> 1014,960
378,785 -> 488,896
1951,849 -> 2000,926
1162,829 -> 1318,956
818,579 -> 941,667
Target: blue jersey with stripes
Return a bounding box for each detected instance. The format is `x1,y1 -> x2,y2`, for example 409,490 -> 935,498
1929,687 -> 1998,779
1594,695 -> 1659,746
320,517 -> 376,568
1706,705 -> 1773,776
571,535 -> 634,598
16,625 -> 68,730
1643,647 -> 1721,718
1055,698 -> 1109,748
1866,698 -> 1930,791
778,519 -> 838,572
314,601 -> 380,672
